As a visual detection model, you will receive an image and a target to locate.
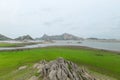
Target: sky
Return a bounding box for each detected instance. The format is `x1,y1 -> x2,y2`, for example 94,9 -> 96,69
0,0 -> 120,39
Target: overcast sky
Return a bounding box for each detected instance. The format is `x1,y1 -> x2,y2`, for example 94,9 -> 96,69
0,0 -> 120,39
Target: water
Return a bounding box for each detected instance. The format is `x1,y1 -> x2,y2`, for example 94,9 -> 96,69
81,40 -> 120,52
0,40 -> 120,52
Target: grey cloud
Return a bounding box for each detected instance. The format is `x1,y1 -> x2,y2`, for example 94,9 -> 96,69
0,0 -> 120,39
43,18 -> 64,26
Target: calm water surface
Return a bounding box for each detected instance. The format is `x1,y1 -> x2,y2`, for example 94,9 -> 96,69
0,40 -> 120,52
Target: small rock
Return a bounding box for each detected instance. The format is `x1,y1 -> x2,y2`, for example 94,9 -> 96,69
18,65 -> 27,70
33,63 -> 40,69
28,76 -> 38,80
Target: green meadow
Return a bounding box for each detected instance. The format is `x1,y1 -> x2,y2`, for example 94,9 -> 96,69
0,43 -> 19,47
0,42 -> 40,47
0,46 -> 120,80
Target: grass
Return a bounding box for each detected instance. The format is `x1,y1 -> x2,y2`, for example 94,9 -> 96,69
0,46 -> 120,79
0,42 -> 40,47
0,43 -> 19,47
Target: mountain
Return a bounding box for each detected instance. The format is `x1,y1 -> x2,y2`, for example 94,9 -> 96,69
0,34 -> 12,40
39,33 -> 83,40
86,38 -> 99,40
15,35 -> 34,41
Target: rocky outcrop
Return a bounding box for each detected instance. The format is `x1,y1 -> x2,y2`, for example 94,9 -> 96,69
15,35 -> 34,41
33,58 -> 96,80
0,34 -> 12,40
38,33 -> 84,40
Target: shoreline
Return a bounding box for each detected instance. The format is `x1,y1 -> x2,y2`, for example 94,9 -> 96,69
1,40 -> 120,53
0,45 -> 120,54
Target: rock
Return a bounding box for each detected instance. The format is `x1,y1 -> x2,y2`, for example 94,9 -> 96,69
28,76 -> 38,80
49,70 -> 57,80
33,63 -> 40,69
38,58 -> 96,80
18,65 -> 27,70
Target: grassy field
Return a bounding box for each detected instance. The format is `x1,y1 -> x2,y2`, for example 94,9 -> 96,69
0,46 -> 120,80
0,42 -> 40,47
0,43 -> 19,47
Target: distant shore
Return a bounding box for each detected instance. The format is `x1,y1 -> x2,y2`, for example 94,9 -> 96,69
0,40 -> 120,53
0,45 -> 120,55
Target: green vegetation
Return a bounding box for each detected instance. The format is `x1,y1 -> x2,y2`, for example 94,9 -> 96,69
0,43 -> 19,47
0,46 -> 120,80
0,42 -> 39,47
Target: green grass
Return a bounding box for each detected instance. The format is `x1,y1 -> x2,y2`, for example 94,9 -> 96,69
0,43 -> 19,47
0,42 -> 40,47
0,46 -> 120,79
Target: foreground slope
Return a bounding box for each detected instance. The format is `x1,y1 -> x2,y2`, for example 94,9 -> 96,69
0,46 -> 120,80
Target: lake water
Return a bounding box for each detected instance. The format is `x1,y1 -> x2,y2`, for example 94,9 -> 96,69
0,40 -> 120,52
81,40 -> 120,52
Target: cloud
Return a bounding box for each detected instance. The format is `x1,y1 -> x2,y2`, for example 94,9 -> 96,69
0,0 -> 120,39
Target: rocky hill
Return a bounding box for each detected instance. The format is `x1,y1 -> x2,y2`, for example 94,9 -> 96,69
39,33 -> 83,40
15,35 -> 34,41
31,58 -> 96,80
0,34 -> 12,40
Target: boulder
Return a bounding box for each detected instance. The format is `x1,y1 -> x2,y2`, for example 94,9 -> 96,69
35,58 -> 96,80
